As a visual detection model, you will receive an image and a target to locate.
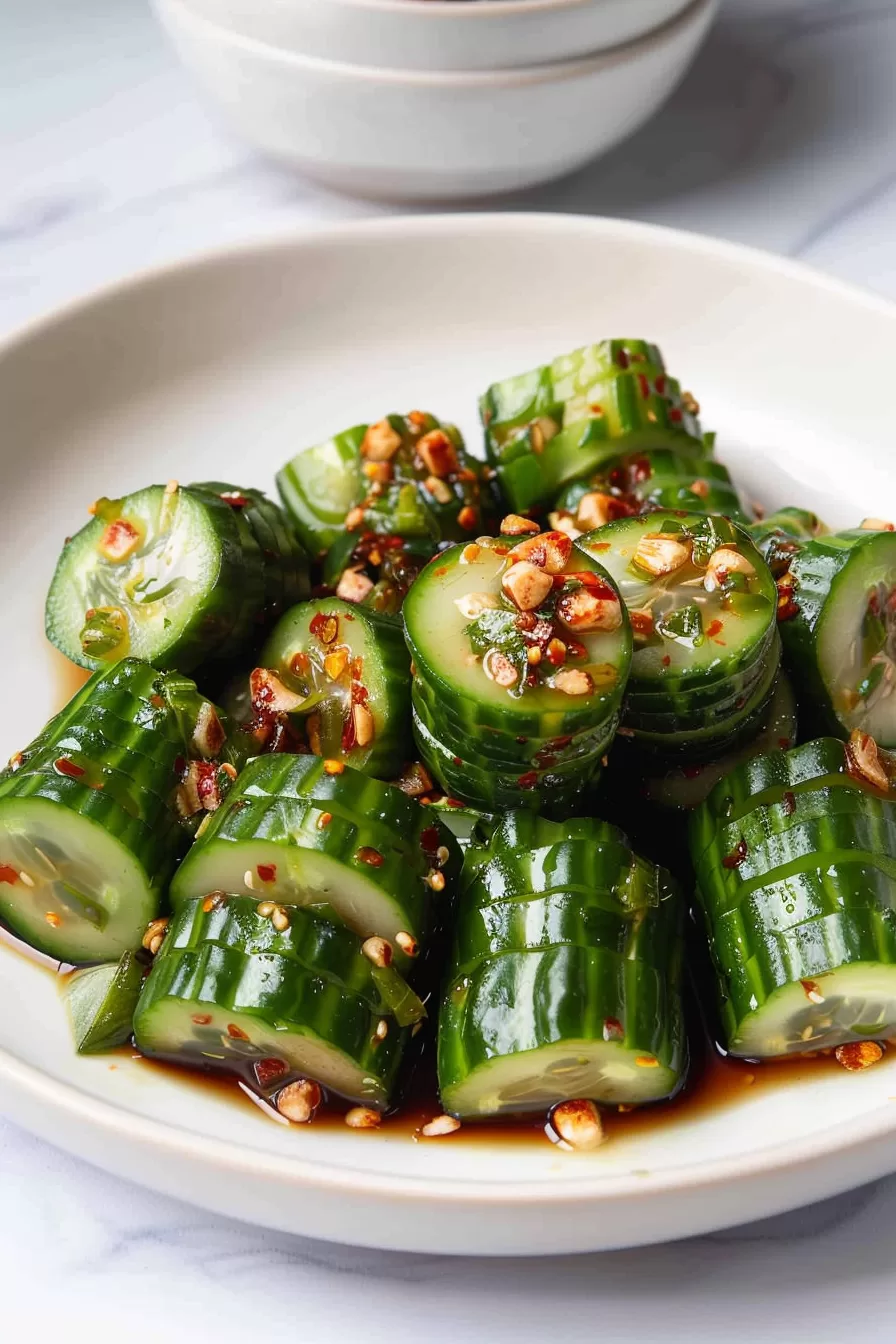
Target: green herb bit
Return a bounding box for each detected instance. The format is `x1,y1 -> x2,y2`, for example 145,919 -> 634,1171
79,606 -> 128,659
657,603 -> 704,648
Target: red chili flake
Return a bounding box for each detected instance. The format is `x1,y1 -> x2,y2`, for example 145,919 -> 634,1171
567,571 -> 617,601
668,407 -> 683,423
0,865 -> 19,885
420,826 -> 441,856
356,846 -> 384,867
868,590 -> 881,617
602,1017 -> 624,1041
778,737 -> 792,749
309,612 -> 339,644
589,403 -> 604,416
434,566 -> 449,577
661,655 -> 671,667
150,695 -> 166,709
636,373 -> 650,400
219,491 -> 251,508
227,1024 -> 250,1040
682,765 -> 704,779
517,771 -> 539,790
782,791 -> 796,816
452,755 -> 463,766
654,375 -> 667,396
445,798 -> 464,808
722,838 -> 748,869
54,757 -> 84,778
616,349 -> 629,369
256,863 -> 277,883
351,682 -> 370,705
551,736 -> 573,750
191,1013 -> 213,1026
706,619 -> 724,639
590,541 -> 611,552
630,611 -> 654,639
254,1057 -> 288,1088
290,651 -> 310,675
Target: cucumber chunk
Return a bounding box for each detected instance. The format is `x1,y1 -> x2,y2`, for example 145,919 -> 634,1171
65,952 -> 145,1053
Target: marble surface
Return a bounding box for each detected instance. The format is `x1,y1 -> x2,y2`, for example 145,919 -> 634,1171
4,0 -> 896,1337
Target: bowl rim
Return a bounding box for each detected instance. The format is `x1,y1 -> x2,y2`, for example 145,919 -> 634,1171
156,0 -> 714,84
4,212 -> 896,1219
186,0 -> 689,26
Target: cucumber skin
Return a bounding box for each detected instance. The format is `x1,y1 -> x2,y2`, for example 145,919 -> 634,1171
170,753 -> 461,942
411,689 -> 615,816
438,943 -> 686,1117
689,738 -> 896,1054
0,659 -> 247,962
778,529 -> 896,740
133,941 -> 406,1109
747,508 -> 826,574
65,953 -> 145,1053
46,485 -> 253,674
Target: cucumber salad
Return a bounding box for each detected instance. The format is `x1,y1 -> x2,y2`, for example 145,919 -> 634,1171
3,338 -> 895,1151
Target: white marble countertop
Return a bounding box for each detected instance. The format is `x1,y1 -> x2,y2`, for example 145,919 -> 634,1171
4,0 -> 896,1338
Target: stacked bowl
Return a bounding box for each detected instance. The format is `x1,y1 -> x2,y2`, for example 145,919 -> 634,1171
153,0 -> 717,200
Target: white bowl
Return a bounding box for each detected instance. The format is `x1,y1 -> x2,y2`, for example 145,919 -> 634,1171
153,0 -> 717,201
177,0 -> 694,72
4,215 -> 896,1255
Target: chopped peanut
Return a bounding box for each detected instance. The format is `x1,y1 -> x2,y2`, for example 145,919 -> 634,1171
276,1079 -> 321,1123
500,514 -> 540,537
361,420 -> 402,461
394,762 -> 434,797
551,1099 -> 604,1151
344,506 -> 366,532
681,391 -> 700,416
417,429 -> 459,478
420,1114 -> 461,1138
345,1107 -> 382,1129
191,701 -> 226,758
633,532 -> 691,577
509,531 -> 572,574
548,511 -> 583,541
395,930 -> 419,957
575,492 -> 615,531
483,649 -> 519,688
336,567 -> 374,604
353,702 -> 375,748
835,1041 -> 884,1071
423,475 -> 452,505
704,546 -> 756,592
249,667 -> 306,714
361,936 -> 393,968
689,479 -> 710,499
552,668 -> 594,696
846,729 -> 890,791
557,588 -> 622,633
502,560 -> 553,612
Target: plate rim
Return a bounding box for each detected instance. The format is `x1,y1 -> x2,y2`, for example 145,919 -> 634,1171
4,210 -> 896,1212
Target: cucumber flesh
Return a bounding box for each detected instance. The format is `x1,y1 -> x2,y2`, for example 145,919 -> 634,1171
0,797 -> 160,962
134,943 -> 403,1108
64,952 -> 145,1052
45,485 -> 242,673
729,961 -> 896,1058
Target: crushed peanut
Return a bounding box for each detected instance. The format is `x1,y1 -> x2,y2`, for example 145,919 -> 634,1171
551,1099 -> 605,1151
552,668 -> 594,696
500,514 -> 540,537
557,588 -> 622,633
249,667 -> 306,714
633,532 -> 691,577
704,546 -> 756,592
336,567 -> 374,604
860,518 -> 895,532
345,1107 -> 382,1129
846,729 -> 890,791
361,420 -> 402,461
502,560 -> 553,612
509,531 -> 572,574
575,492 -> 615,531
835,1041 -> 884,1071
483,648 -> 519,688
454,592 -> 499,619
420,1114 -> 461,1138
395,930 -> 418,957
276,1079 -> 322,1123
142,916 -> 169,956
353,702 -> 375,748
361,936 -> 393,968
417,429 -> 459,478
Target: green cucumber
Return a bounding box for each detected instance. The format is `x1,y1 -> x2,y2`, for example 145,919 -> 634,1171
64,952 -> 145,1052
556,449 -> 745,528
747,507 -> 827,575
46,484 -> 258,673
578,512 -> 779,758
170,754 -> 459,945
133,941 -> 406,1109
224,598 -> 410,777
691,737 -> 896,1056
777,527 -> 896,744
276,412 -> 489,566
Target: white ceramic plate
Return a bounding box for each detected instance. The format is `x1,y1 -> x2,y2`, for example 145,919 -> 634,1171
3,215 -> 896,1257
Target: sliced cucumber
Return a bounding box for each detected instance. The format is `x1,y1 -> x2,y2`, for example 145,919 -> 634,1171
64,952 -> 145,1053
691,736 -> 896,1056
557,449 -> 745,527
133,942 -> 405,1109
46,484 -> 253,673
747,507 -> 827,575
226,598 -> 410,777
779,527 -> 896,745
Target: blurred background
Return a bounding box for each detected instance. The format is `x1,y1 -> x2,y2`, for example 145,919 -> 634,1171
4,0 -> 896,332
